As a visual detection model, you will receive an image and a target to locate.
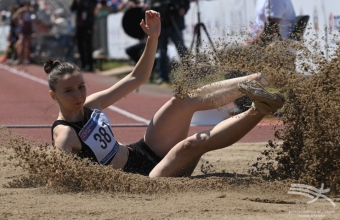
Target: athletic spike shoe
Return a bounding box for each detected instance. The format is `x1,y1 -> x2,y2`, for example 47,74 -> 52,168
238,79 -> 285,114
257,72 -> 270,87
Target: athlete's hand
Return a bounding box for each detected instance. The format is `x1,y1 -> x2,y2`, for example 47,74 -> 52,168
140,10 -> 161,39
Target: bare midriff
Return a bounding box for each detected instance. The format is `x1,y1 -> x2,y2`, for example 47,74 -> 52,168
108,143 -> 129,170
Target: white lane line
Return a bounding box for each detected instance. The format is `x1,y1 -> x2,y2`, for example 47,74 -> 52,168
108,106 -> 150,124
1,64 -> 48,85
2,122 -> 281,128
2,124 -> 149,128
0,64 -> 150,124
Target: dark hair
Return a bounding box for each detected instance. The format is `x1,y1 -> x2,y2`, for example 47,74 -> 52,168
44,59 -> 80,91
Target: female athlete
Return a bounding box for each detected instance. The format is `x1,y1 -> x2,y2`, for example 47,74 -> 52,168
45,10 -> 285,177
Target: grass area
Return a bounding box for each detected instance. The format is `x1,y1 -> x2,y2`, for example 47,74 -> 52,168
100,59 -> 160,83
101,60 -> 130,71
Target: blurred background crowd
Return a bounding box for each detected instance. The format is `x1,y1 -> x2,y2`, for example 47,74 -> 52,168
0,0 -> 156,69
0,0 -> 338,90
0,0 -> 75,66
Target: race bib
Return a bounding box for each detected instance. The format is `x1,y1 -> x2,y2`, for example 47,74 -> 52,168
79,109 -> 119,165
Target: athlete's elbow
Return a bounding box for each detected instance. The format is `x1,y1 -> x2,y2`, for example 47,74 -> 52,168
132,73 -> 149,84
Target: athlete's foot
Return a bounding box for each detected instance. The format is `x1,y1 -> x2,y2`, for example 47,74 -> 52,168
238,79 -> 285,114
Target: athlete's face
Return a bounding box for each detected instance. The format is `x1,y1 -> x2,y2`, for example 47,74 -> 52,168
51,72 -> 87,111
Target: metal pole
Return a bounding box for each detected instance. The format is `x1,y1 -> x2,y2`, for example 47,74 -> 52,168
1,124 -> 149,128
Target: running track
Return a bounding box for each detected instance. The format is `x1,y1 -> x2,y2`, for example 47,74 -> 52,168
0,63 -> 282,145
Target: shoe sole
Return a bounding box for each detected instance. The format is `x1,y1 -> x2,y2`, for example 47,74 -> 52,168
238,80 -> 285,106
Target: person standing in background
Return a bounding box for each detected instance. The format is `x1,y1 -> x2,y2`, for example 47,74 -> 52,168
95,0 -> 113,17
12,1 -> 34,65
109,0 -> 147,13
243,0 -> 296,45
0,5 -> 19,63
123,0 -> 151,65
147,0 -> 190,86
71,0 -> 97,72
50,8 -> 71,35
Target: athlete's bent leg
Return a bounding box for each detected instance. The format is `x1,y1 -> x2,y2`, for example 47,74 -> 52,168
149,79 -> 285,177
145,73 -> 263,158
149,107 -> 265,177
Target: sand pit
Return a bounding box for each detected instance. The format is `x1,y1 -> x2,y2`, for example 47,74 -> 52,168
0,129 -> 339,219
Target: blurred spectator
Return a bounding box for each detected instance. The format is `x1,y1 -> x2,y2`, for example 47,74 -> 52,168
71,0 -> 97,72
94,0 -> 112,17
12,1 -> 34,64
147,0 -> 190,85
243,0 -> 296,45
92,0 -> 112,60
107,0 -> 125,12
50,8 -> 72,35
123,0 -> 149,65
0,5 -> 19,63
108,0 -> 145,13
1,10 -> 11,24
34,4 -> 52,34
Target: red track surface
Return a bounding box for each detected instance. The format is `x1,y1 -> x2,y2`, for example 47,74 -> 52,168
0,63 -> 283,145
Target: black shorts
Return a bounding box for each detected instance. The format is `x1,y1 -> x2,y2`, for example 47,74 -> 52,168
123,138 -> 163,176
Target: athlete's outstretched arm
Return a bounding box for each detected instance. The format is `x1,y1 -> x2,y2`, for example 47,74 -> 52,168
85,10 -> 161,110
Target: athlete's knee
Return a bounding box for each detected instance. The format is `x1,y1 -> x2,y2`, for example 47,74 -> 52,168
171,94 -> 199,110
181,133 -> 209,155
168,96 -> 191,108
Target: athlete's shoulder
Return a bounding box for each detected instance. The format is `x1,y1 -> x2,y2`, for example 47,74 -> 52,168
53,124 -> 81,153
53,123 -> 75,134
